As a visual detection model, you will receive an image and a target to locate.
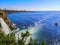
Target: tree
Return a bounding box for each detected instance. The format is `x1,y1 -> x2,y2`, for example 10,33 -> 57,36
0,32 -> 16,45
40,41 -> 47,45
0,30 -> 47,45
17,30 -> 30,45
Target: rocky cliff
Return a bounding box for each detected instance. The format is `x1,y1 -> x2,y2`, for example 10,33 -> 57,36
0,10 -> 13,30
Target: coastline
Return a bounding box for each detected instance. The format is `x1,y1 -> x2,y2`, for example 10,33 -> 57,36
2,10 -> 36,14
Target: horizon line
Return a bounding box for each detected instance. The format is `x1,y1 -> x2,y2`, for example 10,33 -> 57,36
1,8 -> 60,11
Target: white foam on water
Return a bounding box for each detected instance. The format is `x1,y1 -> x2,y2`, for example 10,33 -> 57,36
15,15 -> 51,43
15,22 -> 42,44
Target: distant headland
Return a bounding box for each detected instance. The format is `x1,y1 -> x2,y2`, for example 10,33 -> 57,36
0,8 -> 34,14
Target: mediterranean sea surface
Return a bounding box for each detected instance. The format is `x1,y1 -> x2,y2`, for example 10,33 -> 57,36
7,11 -> 60,44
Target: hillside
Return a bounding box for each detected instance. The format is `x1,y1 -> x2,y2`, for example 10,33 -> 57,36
0,10 -> 15,31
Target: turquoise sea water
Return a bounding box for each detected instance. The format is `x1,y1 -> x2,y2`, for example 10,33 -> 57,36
7,11 -> 60,44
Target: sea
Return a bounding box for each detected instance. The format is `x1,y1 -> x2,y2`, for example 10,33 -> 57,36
7,11 -> 60,45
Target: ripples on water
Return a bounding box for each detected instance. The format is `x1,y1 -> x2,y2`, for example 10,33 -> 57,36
7,11 -> 60,44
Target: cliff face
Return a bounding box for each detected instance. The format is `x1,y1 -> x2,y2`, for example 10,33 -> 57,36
0,10 -> 12,30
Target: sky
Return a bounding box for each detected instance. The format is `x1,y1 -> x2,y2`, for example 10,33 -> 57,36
0,0 -> 60,11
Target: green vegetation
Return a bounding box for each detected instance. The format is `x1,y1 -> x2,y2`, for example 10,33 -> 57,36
0,30 -> 47,45
0,23 -> 1,28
